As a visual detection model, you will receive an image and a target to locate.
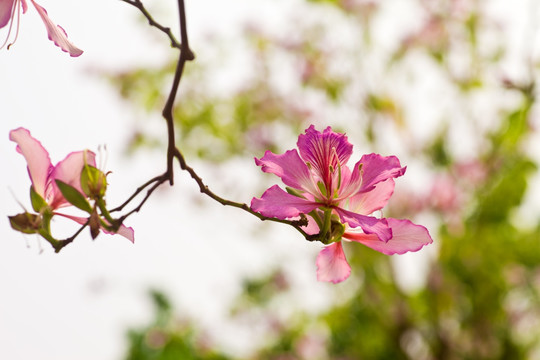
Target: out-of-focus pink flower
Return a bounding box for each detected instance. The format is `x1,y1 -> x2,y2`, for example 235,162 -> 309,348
10,127 -> 95,210
10,127 -> 133,242
251,125 -> 432,283
454,159 -> 487,186
429,174 -> 461,213
1,0 -> 83,56
402,16 -> 448,52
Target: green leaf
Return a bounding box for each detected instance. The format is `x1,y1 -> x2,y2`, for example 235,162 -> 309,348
55,180 -> 93,213
30,186 -> 48,212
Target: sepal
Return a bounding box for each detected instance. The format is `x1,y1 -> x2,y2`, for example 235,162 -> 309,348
9,212 -> 42,234
30,185 -> 48,212
89,208 -> 101,239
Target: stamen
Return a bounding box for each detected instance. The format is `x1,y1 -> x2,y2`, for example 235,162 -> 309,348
1,0 -> 21,51
8,186 -> 29,212
331,146 -> 339,164
97,144 -> 109,171
331,146 -> 343,196
317,181 -> 327,198
336,160 -> 342,190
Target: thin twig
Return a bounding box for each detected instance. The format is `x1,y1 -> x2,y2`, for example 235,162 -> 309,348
119,179 -> 165,220
110,174 -> 168,212
120,0 -> 181,49
54,221 -> 88,253
172,148 -> 316,240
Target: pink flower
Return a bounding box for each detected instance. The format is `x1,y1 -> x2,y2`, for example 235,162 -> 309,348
1,0 -> 83,56
251,125 -> 432,283
10,127 -> 134,242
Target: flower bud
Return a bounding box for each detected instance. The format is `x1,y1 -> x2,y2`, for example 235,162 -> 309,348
81,165 -> 108,199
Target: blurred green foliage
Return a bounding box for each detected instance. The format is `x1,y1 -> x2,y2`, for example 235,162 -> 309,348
125,290 -> 231,360
117,0 -> 540,359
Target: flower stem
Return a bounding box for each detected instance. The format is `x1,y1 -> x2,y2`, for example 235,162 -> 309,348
319,208 -> 333,243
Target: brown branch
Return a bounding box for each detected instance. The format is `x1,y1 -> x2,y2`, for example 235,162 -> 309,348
161,0 -> 195,185
111,0 -> 317,244
110,174 -> 167,213
120,0 -> 181,49
172,148 -> 316,240
118,176 -> 168,220
53,221 -> 89,253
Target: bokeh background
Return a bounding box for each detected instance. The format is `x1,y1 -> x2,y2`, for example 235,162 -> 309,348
2,0 -> 540,359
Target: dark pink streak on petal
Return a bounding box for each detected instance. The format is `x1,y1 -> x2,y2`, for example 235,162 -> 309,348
344,218 -> 433,255
48,150 -> 96,209
251,185 -> 319,219
335,207 -> 392,242
316,242 -> 351,284
255,149 -> 314,193
347,179 -> 395,215
297,125 -> 353,188
0,0 -> 15,28
29,0 -> 83,57
9,127 -> 53,198
359,153 -> 406,193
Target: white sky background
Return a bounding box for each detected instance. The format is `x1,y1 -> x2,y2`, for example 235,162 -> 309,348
1,0 -> 540,359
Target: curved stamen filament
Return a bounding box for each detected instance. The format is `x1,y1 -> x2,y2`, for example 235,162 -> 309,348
329,146 -> 342,198
1,0 -> 21,51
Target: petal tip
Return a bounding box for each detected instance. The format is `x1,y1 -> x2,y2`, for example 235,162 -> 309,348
316,242 -> 352,284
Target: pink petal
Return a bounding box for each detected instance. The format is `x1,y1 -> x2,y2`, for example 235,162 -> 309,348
29,0 -> 83,57
344,218 -> 433,255
102,223 -> 135,243
316,242 -> 351,284
336,161 -> 363,201
335,207 -> 392,242
0,0 -> 15,28
48,150 -> 96,209
56,213 -> 135,243
298,125 -> 353,169
358,153 -> 406,193
347,179 -> 395,215
251,185 -> 319,219
297,126 -> 353,187
255,149 -> 316,193
303,214 -> 321,235
9,127 -> 53,198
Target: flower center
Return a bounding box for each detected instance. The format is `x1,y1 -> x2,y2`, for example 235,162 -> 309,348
323,146 -> 342,201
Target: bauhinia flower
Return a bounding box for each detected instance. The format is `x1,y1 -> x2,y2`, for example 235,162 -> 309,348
1,0 -> 83,56
251,125 -> 432,284
9,127 -> 134,243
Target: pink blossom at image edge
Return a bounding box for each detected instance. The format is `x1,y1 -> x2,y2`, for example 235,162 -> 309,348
9,127 -> 134,242
0,0 -> 83,56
